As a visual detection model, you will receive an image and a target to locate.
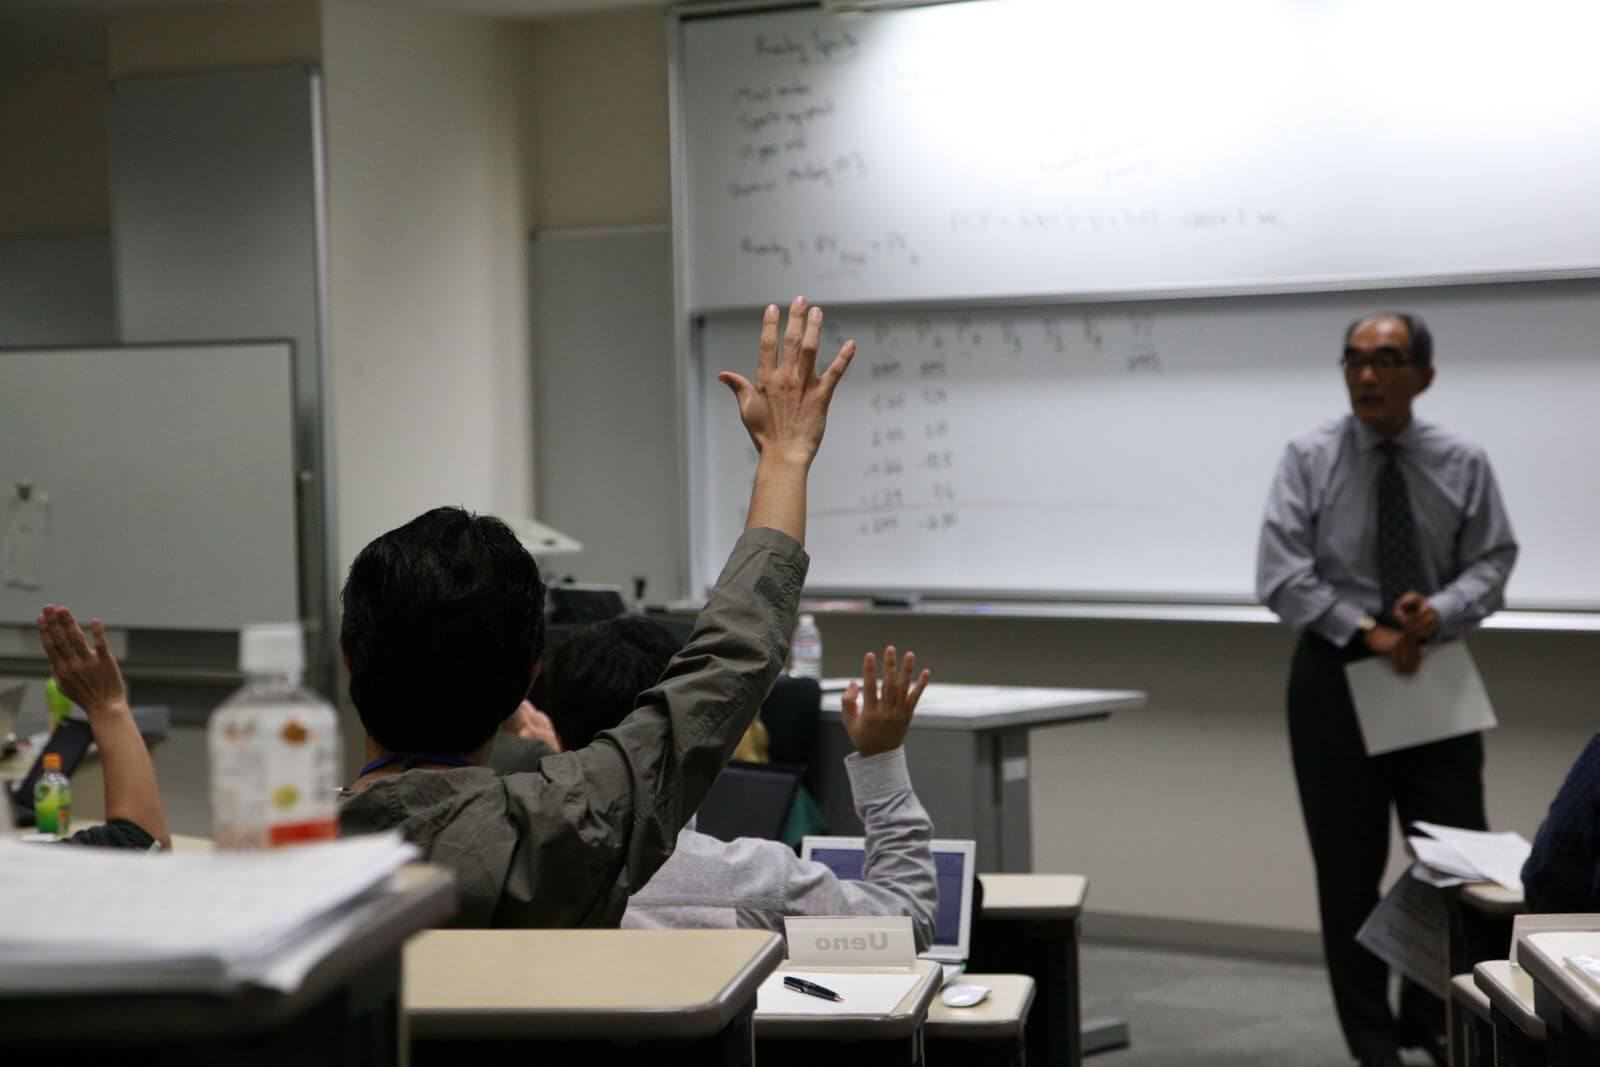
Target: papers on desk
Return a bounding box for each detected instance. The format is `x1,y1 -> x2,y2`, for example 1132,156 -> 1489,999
756,969 -> 922,1015
1567,955 -> 1600,993
1345,641 -> 1496,756
0,832 -> 417,995
1356,866 -> 1449,999
1407,821 -> 1531,892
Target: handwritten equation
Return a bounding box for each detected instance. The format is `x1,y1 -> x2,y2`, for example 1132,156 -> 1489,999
739,230 -> 921,275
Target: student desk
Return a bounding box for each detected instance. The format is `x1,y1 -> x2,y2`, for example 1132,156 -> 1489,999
814,684 -> 1144,873
755,958 -> 943,1067
968,873 -> 1124,1067
1450,972 -> 1494,1067
1474,959 -> 1547,1067
924,973 -> 1035,1067
0,863 -> 455,1067
1517,931 -> 1600,1066
1444,882 -> 1523,1063
406,928 -> 784,1067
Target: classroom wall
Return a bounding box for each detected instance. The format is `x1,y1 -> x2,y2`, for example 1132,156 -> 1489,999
0,13 -> 110,237
105,2 -> 322,80
524,5 -> 1600,949
522,8 -> 670,229
320,1 -> 535,570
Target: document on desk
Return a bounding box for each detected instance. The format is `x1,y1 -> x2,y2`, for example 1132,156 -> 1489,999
1345,641 -> 1496,756
756,969 -> 922,1016
1410,821 -> 1531,893
1356,866 -> 1449,999
0,832 -> 417,994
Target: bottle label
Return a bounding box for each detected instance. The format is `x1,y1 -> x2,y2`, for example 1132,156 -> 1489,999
211,701 -> 340,849
34,779 -> 71,835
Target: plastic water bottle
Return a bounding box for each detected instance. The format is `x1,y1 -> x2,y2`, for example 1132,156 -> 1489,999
209,623 -> 341,850
34,752 -> 71,835
791,613 -> 823,679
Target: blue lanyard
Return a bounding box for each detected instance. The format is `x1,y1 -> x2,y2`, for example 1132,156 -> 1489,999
358,753 -> 473,777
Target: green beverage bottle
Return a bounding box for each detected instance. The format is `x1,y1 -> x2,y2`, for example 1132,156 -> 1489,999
34,752 -> 71,835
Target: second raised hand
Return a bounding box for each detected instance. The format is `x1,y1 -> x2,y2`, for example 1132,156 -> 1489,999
842,645 -> 931,759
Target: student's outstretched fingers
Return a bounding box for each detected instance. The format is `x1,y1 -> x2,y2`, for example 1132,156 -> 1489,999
905,666 -> 932,715
861,650 -> 879,714
818,339 -> 856,400
759,302 -> 779,378
797,305 -> 823,380
782,296 -> 807,368
881,646 -> 900,707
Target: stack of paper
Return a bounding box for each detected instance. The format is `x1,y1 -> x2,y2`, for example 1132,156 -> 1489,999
1407,821 -> 1531,891
0,832 -> 417,995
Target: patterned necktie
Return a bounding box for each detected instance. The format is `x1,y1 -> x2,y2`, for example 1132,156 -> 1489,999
1376,440 -> 1423,623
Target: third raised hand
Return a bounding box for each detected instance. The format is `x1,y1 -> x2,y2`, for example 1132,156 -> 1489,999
36,605 -> 128,717
718,296 -> 855,466
841,645 -> 931,759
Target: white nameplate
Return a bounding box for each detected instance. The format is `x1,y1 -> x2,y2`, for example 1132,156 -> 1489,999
785,916 -> 917,966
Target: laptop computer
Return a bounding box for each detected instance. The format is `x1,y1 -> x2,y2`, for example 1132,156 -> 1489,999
802,835 -> 977,979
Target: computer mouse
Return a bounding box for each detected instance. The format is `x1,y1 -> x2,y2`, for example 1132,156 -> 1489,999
940,982 -> 991,1008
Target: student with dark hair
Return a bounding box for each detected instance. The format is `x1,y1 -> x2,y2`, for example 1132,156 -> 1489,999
338,297 -> 855,928
539,618 -> 938,949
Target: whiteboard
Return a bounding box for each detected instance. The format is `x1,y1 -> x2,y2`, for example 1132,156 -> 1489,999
677,1 -> 1600,308
0,343 -> 301,631
692,281 -> 1600,608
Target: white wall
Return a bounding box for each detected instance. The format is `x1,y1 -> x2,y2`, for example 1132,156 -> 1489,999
321,1 -> 534,570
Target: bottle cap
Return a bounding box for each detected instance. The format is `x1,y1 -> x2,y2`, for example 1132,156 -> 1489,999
43,753 -> 62,772
800,613 -> 817,626
240,622 -> 305,679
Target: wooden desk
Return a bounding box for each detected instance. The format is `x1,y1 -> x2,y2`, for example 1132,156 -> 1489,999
755,958 -> 942,1066
0,863 -> 455,1067
814,684 -> 1143,873
1474,960 -> 1547,1067
1518,931 -> 1600,1066
406,928 -> 783,1067
968,873 -> 1122,1067
925,973 -> 1035,1067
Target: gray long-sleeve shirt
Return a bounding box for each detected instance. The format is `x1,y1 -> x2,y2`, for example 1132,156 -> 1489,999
1256,415 -> 1518,646
339,527 -> 806,928
621,746 -> 939,952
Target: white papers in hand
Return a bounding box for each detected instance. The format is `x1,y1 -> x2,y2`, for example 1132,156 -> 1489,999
756,969 -> 921,1015
1345,641 -> 1496,756
1411,821 -> 1531,893
1356,867 -> 1449,999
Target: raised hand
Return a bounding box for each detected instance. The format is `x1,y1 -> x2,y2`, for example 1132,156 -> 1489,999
506,699 -> 563,752
36,605 -> 128,717
841,645 -> 931,758
719,296 -> 855,467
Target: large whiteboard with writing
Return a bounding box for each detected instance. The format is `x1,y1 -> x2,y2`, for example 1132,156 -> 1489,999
677,1 -> 1600,308
691,281 -> 1600,607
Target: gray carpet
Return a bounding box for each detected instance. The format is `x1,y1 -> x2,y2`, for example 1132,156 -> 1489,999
1079,942 -> 1437,1067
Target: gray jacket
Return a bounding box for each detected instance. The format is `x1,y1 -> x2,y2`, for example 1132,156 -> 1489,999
622,746 -> 939,951
339,528 -> 807,928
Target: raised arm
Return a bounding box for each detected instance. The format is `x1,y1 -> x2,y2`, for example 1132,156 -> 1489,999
503,298 -> 853,925
36,606 -> 171,849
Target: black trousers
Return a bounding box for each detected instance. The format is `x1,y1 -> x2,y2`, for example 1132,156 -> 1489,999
1288,632 -> 1486,1060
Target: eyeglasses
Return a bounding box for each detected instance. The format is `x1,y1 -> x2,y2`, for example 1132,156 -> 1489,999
1340,346 -> 1415,376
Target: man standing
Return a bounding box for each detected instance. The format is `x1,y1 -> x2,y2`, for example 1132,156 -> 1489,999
1257,312 -> 1518,1067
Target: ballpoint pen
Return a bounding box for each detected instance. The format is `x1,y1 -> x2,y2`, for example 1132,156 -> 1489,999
783,976 -> 844,1002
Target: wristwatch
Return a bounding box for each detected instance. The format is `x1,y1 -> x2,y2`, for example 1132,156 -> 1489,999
1354,614 -> 1378,634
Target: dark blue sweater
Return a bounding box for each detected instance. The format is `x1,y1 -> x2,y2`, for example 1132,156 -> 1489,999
1523,731 -> 1600,913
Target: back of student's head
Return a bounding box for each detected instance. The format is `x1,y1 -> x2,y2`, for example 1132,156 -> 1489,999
340,506 -> 546,755
543,617 -> 682,750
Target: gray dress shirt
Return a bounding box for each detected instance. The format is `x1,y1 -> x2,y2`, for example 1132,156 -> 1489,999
1256,415 -> 1518,646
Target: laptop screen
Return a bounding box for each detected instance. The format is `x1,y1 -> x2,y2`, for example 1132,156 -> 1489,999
802,836 -> 977,961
